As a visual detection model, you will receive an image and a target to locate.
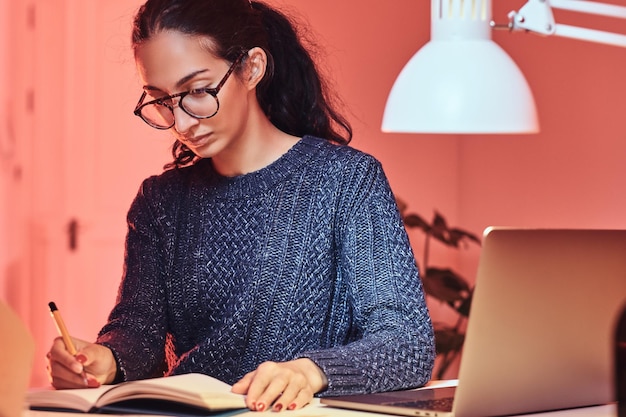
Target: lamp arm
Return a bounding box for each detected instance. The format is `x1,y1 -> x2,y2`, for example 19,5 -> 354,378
550,0 -> 626,17
497,0 -> 626,48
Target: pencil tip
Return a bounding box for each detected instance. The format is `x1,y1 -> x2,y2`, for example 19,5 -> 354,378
48,301 -> 57,311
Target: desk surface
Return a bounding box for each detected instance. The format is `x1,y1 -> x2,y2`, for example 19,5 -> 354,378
24,402 -> 617,417
23,380 -> 618,417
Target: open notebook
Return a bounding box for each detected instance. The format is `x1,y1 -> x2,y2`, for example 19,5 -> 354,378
322,228 -> 626,417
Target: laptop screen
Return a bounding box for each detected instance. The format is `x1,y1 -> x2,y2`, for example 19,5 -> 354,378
453,228 -> 626,417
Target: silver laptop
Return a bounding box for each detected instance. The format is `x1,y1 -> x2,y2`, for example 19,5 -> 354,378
321,228 -> 626,417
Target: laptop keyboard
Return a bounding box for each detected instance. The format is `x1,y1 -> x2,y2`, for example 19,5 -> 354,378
384,396 -> 454,412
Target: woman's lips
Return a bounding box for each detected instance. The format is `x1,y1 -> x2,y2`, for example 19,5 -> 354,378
184,133 -> 212,147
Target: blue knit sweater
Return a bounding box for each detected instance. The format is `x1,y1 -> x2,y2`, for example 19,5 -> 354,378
97,136 -> 435,396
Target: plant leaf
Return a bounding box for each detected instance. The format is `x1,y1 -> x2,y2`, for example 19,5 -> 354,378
403,213 -> 431,231
423,267 -> 471,303
429,212 -> 450,244
448,228 -> 481,248
454,289 -> 473,317
433,327 -> 465,354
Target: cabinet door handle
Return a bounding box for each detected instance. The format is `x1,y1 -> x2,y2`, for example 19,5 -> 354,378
67,218 -> 79,251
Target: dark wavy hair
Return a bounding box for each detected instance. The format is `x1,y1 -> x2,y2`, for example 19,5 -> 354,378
132,0 -> 353,169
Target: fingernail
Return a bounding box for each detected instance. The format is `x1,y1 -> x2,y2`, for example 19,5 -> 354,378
256,402 -> 265,412
273,403 -> 283,412
287,403 -> 297,410
71,362 -> 84,374
76,354 -> 87,363
87,377 -> 100,388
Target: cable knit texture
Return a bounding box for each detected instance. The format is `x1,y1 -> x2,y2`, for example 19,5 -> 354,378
97,136 -> 435,396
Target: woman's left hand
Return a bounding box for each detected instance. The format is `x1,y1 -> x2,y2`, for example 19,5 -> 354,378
231,358 -> 328,412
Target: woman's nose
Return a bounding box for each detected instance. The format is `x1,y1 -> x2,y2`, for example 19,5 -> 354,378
172,105 -> 199,134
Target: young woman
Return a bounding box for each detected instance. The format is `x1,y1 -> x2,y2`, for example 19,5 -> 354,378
47,0 -> 435,412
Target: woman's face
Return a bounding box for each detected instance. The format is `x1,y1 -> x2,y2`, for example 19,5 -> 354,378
134,30 -> 251,159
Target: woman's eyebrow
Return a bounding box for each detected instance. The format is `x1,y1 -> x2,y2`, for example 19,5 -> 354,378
143,68 -> 210,91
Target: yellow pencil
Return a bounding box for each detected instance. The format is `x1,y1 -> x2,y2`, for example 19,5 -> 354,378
48,301 -> 88,385
48,301 -> 78,355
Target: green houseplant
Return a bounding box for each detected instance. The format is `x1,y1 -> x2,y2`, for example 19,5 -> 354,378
396,198 -> 481,379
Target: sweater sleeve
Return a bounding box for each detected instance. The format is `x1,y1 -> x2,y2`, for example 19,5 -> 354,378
301,155 -> 435,396
95,176 -> 175,381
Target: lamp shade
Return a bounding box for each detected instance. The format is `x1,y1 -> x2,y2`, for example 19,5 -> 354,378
382,0 -> 539,134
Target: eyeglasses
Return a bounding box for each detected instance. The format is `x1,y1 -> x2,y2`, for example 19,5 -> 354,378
133,53 -> 246,130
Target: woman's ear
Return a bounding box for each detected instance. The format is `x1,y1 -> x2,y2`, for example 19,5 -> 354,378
245,47 -> 267,89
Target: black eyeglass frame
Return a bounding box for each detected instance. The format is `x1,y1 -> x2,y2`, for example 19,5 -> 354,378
133,53 -> 246,130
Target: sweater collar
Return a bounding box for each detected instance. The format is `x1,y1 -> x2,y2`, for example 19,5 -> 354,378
190,135 -> 325,199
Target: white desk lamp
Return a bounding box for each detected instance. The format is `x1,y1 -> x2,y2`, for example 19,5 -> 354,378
382,0 -> 626,134
502,0 -> 626,47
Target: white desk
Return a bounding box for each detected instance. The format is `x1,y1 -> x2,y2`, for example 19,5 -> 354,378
23,380 -> 618,417
24,402 -> 617,417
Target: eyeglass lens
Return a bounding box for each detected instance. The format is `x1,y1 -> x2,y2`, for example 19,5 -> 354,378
139,92 -> 219,129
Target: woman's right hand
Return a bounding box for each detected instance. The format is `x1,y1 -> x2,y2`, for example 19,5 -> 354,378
46,337 -> 118,389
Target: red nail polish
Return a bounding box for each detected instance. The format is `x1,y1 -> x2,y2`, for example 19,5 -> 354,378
287,403 -> 297,410
256,402 -> 265,412
87,377 -> 100,388
76,354 -> 87,363
273,403 -> 283,412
